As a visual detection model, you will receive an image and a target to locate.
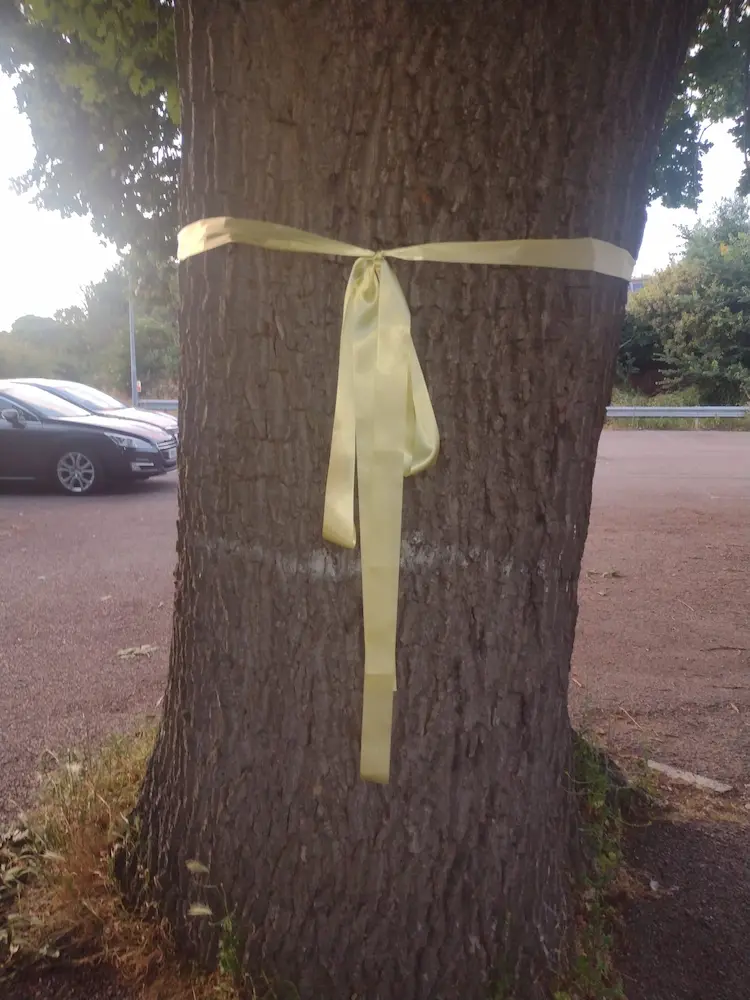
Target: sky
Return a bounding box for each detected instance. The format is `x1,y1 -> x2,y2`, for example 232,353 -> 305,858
0,74 -> 746,330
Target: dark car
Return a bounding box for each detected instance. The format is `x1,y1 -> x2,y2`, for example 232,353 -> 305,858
10,378 -> 179,439
0,382 -> 177,495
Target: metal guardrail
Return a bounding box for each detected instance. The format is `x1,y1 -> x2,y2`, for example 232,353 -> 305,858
138,400 -> 748,420
139,399 -> 178,411
607,405 -> 748,419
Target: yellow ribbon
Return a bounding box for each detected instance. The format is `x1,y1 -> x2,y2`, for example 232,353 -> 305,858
177,216 -> 635,784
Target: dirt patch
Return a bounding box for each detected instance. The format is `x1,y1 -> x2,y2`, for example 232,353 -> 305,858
617,782 -> 750,1000
4,967 -> 132,1000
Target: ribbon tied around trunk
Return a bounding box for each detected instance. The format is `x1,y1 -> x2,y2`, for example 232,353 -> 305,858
177,216 -> 634,784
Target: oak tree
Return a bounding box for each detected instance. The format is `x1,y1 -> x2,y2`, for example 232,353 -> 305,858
3,1 -> 740,996
119,2 -> 702,998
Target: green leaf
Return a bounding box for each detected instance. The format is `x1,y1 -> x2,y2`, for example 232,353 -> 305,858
623,196 -> 750,404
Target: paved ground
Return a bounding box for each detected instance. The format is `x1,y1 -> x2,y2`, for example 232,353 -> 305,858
0,477 -> 176,822
573,431 -> 750,787
0,430 -> 748,823
618,790 -> 750,1000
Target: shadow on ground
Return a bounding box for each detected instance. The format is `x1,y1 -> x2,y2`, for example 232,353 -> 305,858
6,812 -> 749,1000
5,968 -> 131,1000
619,814 -> 750,1000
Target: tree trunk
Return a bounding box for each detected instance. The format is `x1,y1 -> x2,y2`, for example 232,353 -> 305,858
127,2 -> 702,996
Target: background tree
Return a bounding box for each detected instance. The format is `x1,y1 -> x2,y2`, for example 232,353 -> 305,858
623,197 -> 750,401
3,1 -> 750,262
0,263 -> 178,393
0,0 -> 178,255
0,314 -> 70,378
651,1 -> 750,207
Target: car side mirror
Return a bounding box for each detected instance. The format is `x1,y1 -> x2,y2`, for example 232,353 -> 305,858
1,408 -> 25,428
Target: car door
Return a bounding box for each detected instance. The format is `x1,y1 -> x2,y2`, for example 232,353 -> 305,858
0,395 -> 38,479
0,395 -> 57,480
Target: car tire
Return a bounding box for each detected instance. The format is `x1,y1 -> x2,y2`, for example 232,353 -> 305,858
54,448 -> 103,496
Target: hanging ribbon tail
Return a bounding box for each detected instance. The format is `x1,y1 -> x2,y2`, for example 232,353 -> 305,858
322,260 -> 367,549
354,258 -> 412,782
323,256 -> 439,783
405,339 -> 440,476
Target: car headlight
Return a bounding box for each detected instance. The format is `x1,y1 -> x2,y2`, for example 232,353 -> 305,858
104,432 -> 158,452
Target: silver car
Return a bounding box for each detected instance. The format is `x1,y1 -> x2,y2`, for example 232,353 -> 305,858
10,379 -> 179,440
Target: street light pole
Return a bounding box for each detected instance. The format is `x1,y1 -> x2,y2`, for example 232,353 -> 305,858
128,271 -> 138,408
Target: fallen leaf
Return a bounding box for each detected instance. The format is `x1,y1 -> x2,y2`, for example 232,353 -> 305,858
586,569 -> 624,580
185,859 -> 210,875
188,903 -> 213,917
117,644 -> 159,659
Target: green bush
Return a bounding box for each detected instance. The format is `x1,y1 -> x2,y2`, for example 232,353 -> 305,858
619,197 -> 750,405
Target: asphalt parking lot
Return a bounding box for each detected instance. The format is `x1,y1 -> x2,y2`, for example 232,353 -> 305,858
1,431 -> 748,822
0,475 -> 176,820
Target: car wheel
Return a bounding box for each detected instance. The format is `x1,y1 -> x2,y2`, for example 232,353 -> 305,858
55,449 -> 101,496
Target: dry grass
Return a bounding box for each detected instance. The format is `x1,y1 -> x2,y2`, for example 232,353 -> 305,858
615,755 -> 750,826
663,784 -> 750,825
608,414 -> 750,431
13,726 -> 736,1000
0,726 -> 240,1000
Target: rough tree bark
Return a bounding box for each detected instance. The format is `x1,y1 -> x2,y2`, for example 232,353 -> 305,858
126,2 -> 703,997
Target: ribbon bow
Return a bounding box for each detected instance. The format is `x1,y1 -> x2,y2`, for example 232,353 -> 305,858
177,216 -> 634,783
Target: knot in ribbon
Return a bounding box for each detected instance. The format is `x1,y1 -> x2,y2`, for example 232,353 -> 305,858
177,216 -> 634,784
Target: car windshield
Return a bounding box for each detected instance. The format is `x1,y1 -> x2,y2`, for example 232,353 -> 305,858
54,383 -> 126,411
3,384 -> 90,419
